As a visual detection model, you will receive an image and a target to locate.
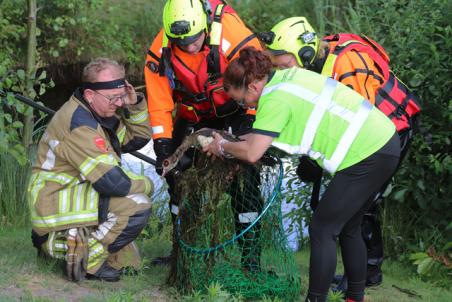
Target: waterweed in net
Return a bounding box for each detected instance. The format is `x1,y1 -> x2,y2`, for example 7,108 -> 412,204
169,150 -> 301,300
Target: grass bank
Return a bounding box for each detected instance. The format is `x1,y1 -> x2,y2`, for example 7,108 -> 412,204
0,227 -> 451,301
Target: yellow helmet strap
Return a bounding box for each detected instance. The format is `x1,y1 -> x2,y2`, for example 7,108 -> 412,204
200,0 -> 213,28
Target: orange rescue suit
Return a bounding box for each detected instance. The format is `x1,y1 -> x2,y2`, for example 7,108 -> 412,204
144,6 -> 262,140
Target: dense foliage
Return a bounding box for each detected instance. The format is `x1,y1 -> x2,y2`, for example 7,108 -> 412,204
0,0 -> 450,280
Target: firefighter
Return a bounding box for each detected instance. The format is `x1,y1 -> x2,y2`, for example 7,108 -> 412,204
260,16 -> 421,290
144,0 -> 263,267
29,58 -> 153,282
203,47 -> 400,302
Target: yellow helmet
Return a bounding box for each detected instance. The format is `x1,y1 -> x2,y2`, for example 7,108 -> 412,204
261,17 -> 319,68
163,0 -> 211,46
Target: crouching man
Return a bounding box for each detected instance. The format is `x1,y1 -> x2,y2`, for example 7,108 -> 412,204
28,58 -> 153,282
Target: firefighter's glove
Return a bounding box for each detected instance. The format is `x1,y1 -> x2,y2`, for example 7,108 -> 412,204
66,227 -> 89,282
154,138 -> 173,176
296,155 -> 323,183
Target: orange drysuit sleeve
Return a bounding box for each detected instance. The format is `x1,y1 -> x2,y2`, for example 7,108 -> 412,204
144,12 -> 262,140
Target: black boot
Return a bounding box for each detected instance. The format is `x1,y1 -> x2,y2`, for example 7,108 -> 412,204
332,274 -> 348,295
86,262 -> 120,282
366,265 -> 382,286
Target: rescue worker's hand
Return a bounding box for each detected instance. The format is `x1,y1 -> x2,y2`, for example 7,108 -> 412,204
154,138 -> 173,176
203,132 -> 232,159
124,80 -> 138,105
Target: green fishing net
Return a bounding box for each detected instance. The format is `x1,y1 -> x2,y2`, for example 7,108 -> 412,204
169,150 -> 300,300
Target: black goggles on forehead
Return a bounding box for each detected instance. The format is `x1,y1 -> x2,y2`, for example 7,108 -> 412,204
82,78 -> 126,91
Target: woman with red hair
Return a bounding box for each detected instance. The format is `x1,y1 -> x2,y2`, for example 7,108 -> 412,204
203,47 -> 400,302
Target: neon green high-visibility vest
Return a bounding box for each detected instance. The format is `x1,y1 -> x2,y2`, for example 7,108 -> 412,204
252,67 -> 395,174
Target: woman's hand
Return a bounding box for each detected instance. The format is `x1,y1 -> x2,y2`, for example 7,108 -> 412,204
202,132 -> 224,159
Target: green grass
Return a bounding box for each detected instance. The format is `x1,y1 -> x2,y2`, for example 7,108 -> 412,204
1,227 -> 451,301
0,227 -> 173,302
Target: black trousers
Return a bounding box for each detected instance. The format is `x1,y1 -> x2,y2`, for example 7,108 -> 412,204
361,128 -> 413,271
306,134 -> 400,302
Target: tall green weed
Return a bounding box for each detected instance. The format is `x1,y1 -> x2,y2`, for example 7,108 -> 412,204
0,152 -> 32,226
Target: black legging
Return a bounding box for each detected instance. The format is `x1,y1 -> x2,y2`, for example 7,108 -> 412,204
306,134 -> 400,302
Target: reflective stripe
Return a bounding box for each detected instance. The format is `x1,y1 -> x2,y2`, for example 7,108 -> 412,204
238,212 -> 258,224
263,81 -> 356,124
32,171 -> 75,185
210,4 -> 224,46
123,170 -> 153,195
222,38 -> 231,53
60,189 -> 69,213
128,110 -> 148,124
171,204 -> 179,215
144,177 -> 152,195
88,185 -> 97,210
74,184 -> 84,212
42,139 -> 60,170
127,193 -> 150,205
323,100 -> 373,173
328,104 -> 355,123
79,154 -> 118,177
28,173 -> 46,208
47,232 -> 55,257
300,78 -> 338,154
44,231 -> 67,259
123,170 -> 152,195
270,141 -> 301,154
263,76 -> 374,173
54,243 -> 68,250
152,126 -> 164,134
117,126 -> 126,144
92,213 -> 118,241
321,54 -> 337,78
42,150 -> 56,170
87,238 -> 106,270
32,212 -> 98,228
263,82 -> 317,102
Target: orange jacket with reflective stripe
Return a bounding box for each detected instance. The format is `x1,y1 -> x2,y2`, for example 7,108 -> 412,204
144,12 -> 262,140
321,38 -> 385,105
321,34 -> 420,132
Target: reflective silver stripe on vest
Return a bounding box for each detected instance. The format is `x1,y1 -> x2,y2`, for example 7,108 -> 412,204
299,78 -> 338,154
323,100 -> 373,173
42,139 -> 60,170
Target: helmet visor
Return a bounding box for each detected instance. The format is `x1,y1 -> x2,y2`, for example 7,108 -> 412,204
169,30 -> 204,46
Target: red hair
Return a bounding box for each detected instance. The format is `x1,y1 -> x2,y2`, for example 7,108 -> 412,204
223,47 -> 273,91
